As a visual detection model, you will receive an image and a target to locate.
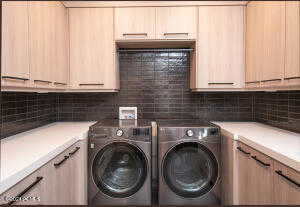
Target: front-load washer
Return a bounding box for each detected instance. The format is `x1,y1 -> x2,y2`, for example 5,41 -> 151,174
88,119 -> 152,206
157,119 -> 221,206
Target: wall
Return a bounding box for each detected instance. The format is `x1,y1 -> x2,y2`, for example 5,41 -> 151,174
57,51 -> 254,121
1,51 -> 300,139
254,91 -> 300,133
1,92 -> 57,138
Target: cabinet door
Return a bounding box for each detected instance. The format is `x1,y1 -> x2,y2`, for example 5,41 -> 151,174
247,147 -> 274,204
68,141 -> 87,205
156,7 -> 197,39
260,2 -> 285,87
29,1 -> 55,88
1,1 -> 31,88
221,130 -> 235,205
236,141 -> 252,204
0,169 -> 44,205
246,4 -> 263,88
41,150 -> 71,204
69,8 -> 118,90
115,7 -> 156,40
273,161 -> 300,204
285,1 -> 300,86
197,6 -> 244,89
53,2 -> 69,89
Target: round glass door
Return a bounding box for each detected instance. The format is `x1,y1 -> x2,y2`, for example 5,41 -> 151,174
163,142 -> 218,198
92,142 -> 148,198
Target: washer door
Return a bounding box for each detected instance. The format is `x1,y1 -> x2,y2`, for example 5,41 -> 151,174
92,142 -> 148,198
163,142 -> 218,198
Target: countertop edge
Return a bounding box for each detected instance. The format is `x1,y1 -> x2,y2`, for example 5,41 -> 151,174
214,122 -> 300,172
0,122 -> 95,195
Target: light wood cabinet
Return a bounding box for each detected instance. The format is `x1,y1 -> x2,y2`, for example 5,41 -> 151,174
114,7 -> 156,40
28,2 -> 56,88
284,1 -> 300,86
247,146 -> 274,204
156,7 -> 197,39
221,130 -> 235,205
69,8 -> 119,91
1,1 -> 31,88
236,141 -> 252,204
0,169 -> 44,205
245,4 -> 263,88
193,6 -> 244,90
246,2 -> 286,88
52,2 -> 69,89
273,161 -> 300,205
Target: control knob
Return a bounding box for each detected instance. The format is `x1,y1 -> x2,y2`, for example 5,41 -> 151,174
186,129 -> 194,137
116,129 -> 124,137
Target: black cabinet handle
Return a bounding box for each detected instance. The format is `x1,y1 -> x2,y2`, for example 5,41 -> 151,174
54,156 -> 69,167
261,78 -> 281,82
208,82 -> 234,85
245,81 -> 260,84
69,147 -> 80,156
54,82 -> 67,85
251,156 -> 270,167
237,146 -> 250,155
2,76 -> 29,81
7,177 -> 43,205
79,83 -> 104,86
275,170 -> 300,187
34,80 -> 52,84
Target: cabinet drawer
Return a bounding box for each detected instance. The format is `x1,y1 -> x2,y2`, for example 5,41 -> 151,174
0,170 -> 43,205
274,161 -> 300,204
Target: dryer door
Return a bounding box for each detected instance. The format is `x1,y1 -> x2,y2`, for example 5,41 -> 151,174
163,142 -> 218,198
92,142 -> 148,198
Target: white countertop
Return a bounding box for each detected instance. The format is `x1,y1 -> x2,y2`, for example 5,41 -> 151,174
213,122 -> 300,172
0,121 -> 96,194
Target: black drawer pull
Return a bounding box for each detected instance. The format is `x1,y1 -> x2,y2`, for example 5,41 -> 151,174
7,176 -> 43,205
54,82 -> 67,85
34,80 -> 52,84
79,83 -> 104,86
284,76 -> 300,80
123,33 -> 147,36
275,170 -> 300,187
261,78 -> 281,83
69,147 -> 80,156
237,146 -> 250,155
208,82 -> 234,85
2,76 -> 29,81
251,156 -> 270,167
54,155 -> 69,167
245,81 -> 260,84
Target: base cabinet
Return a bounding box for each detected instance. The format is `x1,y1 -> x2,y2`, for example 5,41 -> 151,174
273,161 -> 300,205
221,131 -> 300,205
0,141 -> 87,205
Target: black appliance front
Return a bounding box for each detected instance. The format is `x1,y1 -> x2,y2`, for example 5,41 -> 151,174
162,142 -> 219,198
92,142 -> 148,198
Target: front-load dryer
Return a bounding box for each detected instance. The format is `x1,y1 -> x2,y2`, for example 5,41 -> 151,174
157,119 -> 221,206
88,119 -> 152,206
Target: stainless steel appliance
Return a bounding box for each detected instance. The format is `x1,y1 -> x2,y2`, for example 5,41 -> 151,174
157,120 -> 221,205
88,119 -> 152,206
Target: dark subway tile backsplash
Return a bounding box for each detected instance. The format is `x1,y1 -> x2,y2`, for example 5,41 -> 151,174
1,50 -> 300,139
254,91 -> 300,133
1,92 -> 57,138
57,51 -> 254,122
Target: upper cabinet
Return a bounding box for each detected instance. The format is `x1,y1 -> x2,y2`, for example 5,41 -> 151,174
1,1 -> 30,88
29,2 -> 56,88
285,1 -> 300,86
192,6 -> 244,90
1,1 -> 69,91
114,7 -> 156,40
69,8 -> 119,91
246,1 -> 300,89
156,7 -> 197,39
